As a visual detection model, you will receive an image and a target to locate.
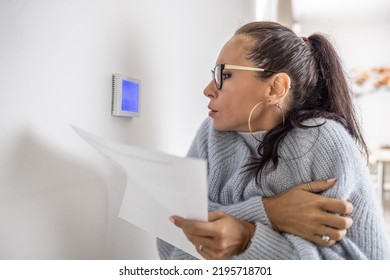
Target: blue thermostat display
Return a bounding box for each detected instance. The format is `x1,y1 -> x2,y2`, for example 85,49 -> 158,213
121,79 -> 139,113
112,73 -> 141,117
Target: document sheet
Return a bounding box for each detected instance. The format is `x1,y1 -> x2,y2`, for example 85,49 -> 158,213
72,126 -> 208,258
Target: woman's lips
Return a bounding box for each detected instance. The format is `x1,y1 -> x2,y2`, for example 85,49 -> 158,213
208,105 -> 218,117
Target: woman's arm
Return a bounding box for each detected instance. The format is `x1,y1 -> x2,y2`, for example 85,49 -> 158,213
171,179 -> 353,260
208,179 -> 352,247
263,179 -> 353,246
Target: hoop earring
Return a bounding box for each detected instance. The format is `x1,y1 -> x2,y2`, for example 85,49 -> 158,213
248,101 -> 286,142
275,103 -> 285,126
248,101 -> 267,142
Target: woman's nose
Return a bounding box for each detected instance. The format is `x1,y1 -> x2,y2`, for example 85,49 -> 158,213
203,80 -> 217,99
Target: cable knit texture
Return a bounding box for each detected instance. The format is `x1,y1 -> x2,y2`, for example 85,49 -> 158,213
157,117 -> 390,259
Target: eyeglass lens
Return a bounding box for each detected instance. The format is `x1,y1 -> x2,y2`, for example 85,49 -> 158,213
212,65 -> 222,90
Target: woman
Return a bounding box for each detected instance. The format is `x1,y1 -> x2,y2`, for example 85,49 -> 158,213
158,21 -> 390,259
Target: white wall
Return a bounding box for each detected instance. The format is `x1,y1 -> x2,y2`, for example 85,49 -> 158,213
0,0 -> 256,259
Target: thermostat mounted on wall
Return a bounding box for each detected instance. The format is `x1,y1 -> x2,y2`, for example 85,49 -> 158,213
112,73 -> 141,117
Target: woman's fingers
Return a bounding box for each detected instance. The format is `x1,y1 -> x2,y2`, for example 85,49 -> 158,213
311,224 -> 348,247
301,178 -> 337,193
264,179 -> 354,247
170,215 -> 212,237
319,198 -> 353,215
170,216 -> 217,256
171,211 -> 231,240
170,214 -> 227,251
313,234 -> 337,247
170,212 -> 254,259
208,211 -> 226,221
322,226 -> 347,241
318,210 -> 353,229
301,178 -> 353,215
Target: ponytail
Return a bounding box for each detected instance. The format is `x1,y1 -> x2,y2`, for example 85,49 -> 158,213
308,34 -> 368,158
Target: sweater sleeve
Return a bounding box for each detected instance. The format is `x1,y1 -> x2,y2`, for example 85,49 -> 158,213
308,120 -> 390,259
279,119 -> 390,259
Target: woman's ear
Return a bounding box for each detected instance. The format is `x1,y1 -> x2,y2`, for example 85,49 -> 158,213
269,73 -> 291,103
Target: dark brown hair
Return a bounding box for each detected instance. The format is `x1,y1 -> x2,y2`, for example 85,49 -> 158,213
235,22 -> 368,180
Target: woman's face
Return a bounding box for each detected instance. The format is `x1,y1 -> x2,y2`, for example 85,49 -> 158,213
204,35 -> 276,132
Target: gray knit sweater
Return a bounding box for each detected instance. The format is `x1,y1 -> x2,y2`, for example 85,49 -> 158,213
157,117 -> 390,259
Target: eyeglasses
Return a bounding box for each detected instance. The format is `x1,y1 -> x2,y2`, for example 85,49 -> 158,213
211,64 -> 275,90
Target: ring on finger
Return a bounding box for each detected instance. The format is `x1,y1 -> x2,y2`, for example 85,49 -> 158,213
322,225 -> 331,242
306,182 -> 313,192
322,235 -> 331,242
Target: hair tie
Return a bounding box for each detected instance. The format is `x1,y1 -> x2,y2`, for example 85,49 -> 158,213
302,36 -> 309,43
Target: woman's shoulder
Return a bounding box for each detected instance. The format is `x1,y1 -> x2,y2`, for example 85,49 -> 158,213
281,117 -> 357,158
304,117 -> 355,145
289,117 -> 353,143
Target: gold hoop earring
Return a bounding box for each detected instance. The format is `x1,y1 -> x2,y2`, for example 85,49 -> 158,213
275,103 -> 285,126
248,101 -> 286,142
248,101 -> 267,142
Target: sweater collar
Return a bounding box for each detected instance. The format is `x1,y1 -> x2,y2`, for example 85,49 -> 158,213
237,131 -> 266,155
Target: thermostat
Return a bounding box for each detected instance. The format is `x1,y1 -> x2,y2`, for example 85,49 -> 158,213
112,73 -> 141,117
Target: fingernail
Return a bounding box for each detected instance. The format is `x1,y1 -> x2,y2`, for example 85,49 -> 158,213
326,178 -> 337,182
169,216 -> 175,223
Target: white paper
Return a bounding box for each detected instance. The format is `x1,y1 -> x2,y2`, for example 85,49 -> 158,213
72,125 -> 208,258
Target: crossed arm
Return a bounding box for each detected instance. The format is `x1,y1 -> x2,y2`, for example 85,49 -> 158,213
170,179 -> 353,260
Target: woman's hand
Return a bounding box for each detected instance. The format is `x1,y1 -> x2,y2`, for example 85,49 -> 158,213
263,178 -> 353,247
170,211 -> 255,260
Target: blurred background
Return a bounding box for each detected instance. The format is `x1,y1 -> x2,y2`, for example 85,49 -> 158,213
0,0 -> 389,259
